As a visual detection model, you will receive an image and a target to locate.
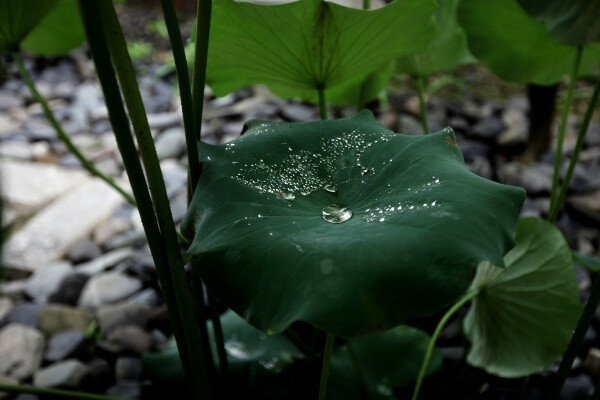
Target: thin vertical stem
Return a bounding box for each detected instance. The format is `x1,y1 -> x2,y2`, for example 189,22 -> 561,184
362,0 -> 371,9
318,88 -> 328,120
318,333 -> 335,400
549,274 -> 600,399
550,46 -> 583,213
416,76 -> 429,134
412,290 -> 479,400
549,75 -> 600,222
13,53 -> 135,205
192,0 -> 212,145
159,0 -> 200,203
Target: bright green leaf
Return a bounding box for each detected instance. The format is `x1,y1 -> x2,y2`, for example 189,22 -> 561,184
517,0 -> 600,46
458,0 -> 600,85
573,251 -> 600,272
21,0 -> 84,56
182,111 -> 525,338
206,0 -> 438,104
397,0 -> 474,77
0,0 -> 58,53
329,325 -> 442,399
464,217 -> 582,378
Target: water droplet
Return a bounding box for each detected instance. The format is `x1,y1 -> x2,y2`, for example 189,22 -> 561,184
323,184 -> 336,193
322,204 -> 352,224
225,340 -> 251,359
278,192 -> 295,200
257,214 -> 263,218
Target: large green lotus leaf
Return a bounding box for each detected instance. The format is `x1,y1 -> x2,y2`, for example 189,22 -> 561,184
517,0 -> 600,46
464,217 -> 582,378
329,325 -> 442,399
206,0 -> 437,104
182,110 -> 525,338
21,0 -> 84,55
397,0 -> 474,77
458,0 -> 600,85
143,310 -> 302,384
0,0 -> 58,53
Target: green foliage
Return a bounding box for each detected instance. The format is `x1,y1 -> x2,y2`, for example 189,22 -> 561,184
397,0 -> 474,78
329,326 -> 442,399
182,111 -> 524,338
205,0 -> 438,105
0,0 -> 83,55
573,251 -> 600,272
458,0 -> 600,85
464,217 -> 581,378
21,0 -> 84,56
127,40 -> 153,63
517,0 -> 600,46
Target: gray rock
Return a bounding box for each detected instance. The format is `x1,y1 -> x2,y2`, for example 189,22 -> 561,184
398,115 -> 423,135
497,161 -> 553,195
128,288 -> 161,307
6,302 -> 40,328
105,231 -> 147,251
97,301 -> 150,334
161,159 -> 188,199
79,358 -> 111,392
45,331 -> 87,363
497,108 -> 528,146
155,127 -> 186,160
281,103 -> 315,122
13,394 -> 39,400
33,360 -> 87,388
79,271 -> 142,309
115,357 -> 143,381
0,92 -> 22,110
0,280 -> 28,302
4,180 -> 124,272
75,247 -> 134,276
47,273 -> 89,306
37,305 -> 94,335
0,376 -> 19,400
561,374 -> 593,400
469,117 -> 504,140
170,191 -> 187,224
147,112 -> 180,131
467,156 -> 493,180
0,324 -> 45,379
568,190 -> 600,222
93,217 -> 131,248
0,298 -> 13,323
585,121 -> 600,147
66,239 -> 102,264
105,325 -> 152,354
25,262 -> 73,303
0,141 -> 33,160
106,381 -> 142,399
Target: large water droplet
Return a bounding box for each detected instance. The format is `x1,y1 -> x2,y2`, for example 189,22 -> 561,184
322,204 -> 352,224
323,184 -> 336,193
224,340 -> 251,359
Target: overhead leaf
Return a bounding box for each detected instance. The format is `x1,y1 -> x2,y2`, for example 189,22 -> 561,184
206,0 -> 438,104
458,0 -> 600,85
329,325 -> 442,399
0,0 -> 58,53
517,0 -> 600,46
397,0 -> 474,77
464,217 -> 582,378
182,110 -> 525,338
21,0 -> 85,55
573,251 -> 600,272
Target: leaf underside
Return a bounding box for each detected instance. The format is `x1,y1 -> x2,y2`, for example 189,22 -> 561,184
183,111 -> 524,338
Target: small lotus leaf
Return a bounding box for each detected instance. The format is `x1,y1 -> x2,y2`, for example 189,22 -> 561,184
182,111 -> 524,338
0,0 -> 58,53
464,217 -> 582,378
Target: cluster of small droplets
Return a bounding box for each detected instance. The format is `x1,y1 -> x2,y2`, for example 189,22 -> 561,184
232,130 -> 383,198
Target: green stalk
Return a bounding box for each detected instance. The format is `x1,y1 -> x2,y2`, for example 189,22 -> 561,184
12,53 -> 135,205
549,46 -> 583,212
318,88 -> 328,120
79,2 -> 211,398
318,333 -> 336,400
362,0 -> 371,9
549,274 -> 600,399
192,0 -> 212,145
416,76 -> 429,134
347,341 -> 372,400
159,0 -> 200,203
0,384 -> 124,400
412,290 -> 479,400
549,75 -> 600,222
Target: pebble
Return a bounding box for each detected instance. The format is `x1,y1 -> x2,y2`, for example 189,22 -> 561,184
497,107 -> 528,146
0,141 -> 33,160
280,103 -> 315,121
560,374 -> 593,400
469,116 -> 504,140
93,217 -> 131,248
0,376 -> 19,400
37,305 -> 94,335
47,273 -> 90,306
147,112 -> 181,131
79,359 -> 111,392
497,161 -> 553,195
105,325 -> 152,354
106,381 -> 142,399
78,271 -> 142,310
75,247 -> 135,276
25,262 -> 73,303
45,331 -> 87,363
97,301 -> 150,334
6,302 -> 40,328
155,127 -> 186,160
33,359 -> 87,388
0,298 -> 13,321
0,324 -> 45,379
568,190 -> 600,222
115,357 -> 143,381
66,239 -> 102,264
0,91 -> 22,110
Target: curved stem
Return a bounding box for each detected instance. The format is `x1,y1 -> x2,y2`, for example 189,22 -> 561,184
318,88 -> 328,120
0,383 -> 125,400
549,274 -> 600,399
416,76 -> 429,134
550,46 -> 583,214
412,290 -> 479,400
13,52 -> 135,205
159,0 -> 200,203
549,75 -> 600,222
318,333 -> 335,400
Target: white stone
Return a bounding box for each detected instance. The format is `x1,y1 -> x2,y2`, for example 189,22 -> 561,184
0,298 -> 13,321
79,271 -> 142,310
25,262 -> 73,303
3,180 -> 124,271
75,247 -> 134,276
33,360 -> 87,388
0,324 -> 45,380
